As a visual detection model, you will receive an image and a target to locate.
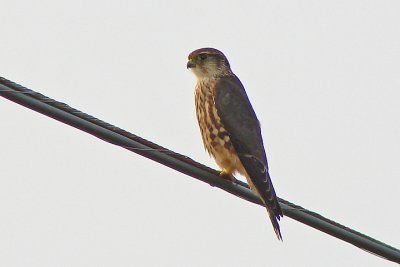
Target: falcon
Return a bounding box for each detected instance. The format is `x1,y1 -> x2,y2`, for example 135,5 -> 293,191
187,48 -> 283,240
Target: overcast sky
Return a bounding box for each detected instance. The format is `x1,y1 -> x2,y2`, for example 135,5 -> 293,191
1,1 -> 399,266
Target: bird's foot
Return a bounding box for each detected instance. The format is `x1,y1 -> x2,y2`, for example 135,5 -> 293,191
219,169 -> 236,182
219,169 -> 229,176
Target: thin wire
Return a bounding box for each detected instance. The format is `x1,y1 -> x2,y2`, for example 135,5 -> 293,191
1,76 -> 399,264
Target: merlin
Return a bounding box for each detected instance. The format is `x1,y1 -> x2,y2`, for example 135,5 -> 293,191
187,48 -> 283,240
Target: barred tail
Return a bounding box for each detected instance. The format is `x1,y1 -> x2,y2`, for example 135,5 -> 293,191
266,204 -> 283,240
245,170 -> 283,240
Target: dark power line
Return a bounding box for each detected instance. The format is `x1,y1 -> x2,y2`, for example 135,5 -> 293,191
0,76 -> 399,264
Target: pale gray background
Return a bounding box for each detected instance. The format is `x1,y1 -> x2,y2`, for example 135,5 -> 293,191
0,1 -> 399,266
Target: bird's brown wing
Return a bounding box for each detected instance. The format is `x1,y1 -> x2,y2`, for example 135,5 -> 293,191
214,75 -> 283,239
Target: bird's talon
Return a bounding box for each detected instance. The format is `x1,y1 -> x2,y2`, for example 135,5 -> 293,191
219,169 -> 229,176
219,169 -> 235,182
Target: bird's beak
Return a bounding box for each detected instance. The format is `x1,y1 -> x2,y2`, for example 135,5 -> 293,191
187,60 -> 196,69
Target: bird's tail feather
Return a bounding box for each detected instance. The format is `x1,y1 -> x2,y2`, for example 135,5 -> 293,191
247,172 -> 283,240
266,206 -> 283,241
263,171 -> 283,240
242,169 -> 283,240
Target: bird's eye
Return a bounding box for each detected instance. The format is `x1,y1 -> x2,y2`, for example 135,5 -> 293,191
199,53 -> 208,60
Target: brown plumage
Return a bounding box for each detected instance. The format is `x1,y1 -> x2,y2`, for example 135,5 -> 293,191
187,48 -> 283,240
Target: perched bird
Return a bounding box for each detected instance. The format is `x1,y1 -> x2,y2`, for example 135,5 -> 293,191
187,48 -> 283,240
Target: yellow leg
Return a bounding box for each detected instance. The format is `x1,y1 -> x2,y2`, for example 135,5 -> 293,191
219,168 -> 230,176
219,168 -> 235,181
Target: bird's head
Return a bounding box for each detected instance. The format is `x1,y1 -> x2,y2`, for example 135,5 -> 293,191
187,48 -> 232,79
